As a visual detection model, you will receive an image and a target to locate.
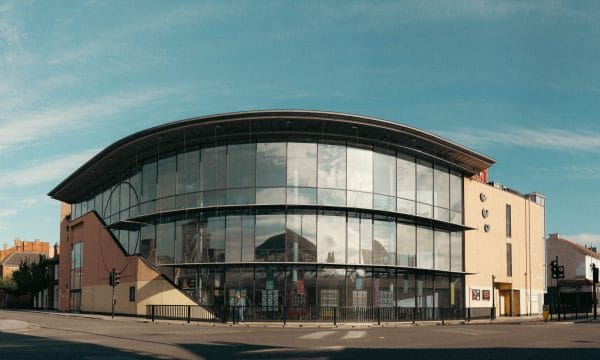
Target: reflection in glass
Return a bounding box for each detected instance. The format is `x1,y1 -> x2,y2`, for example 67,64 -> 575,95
158,155 -> 176,211
286,213 -> 317,262
287,187 -> 316,205
227,143 -> 255,188
241,214 -> 255,262
256,187 -> 286,204
450,232 -> 463,272
318,144 -> 346,189
373,152 -> 396,196
416,159 -> 433,205
397,153 -> 415,200
256,143 -> 286,187
373,219 -> 396,265
434,230 -> 450,271
255,214 -> 285,262
373,194 -> 395,212
201,215 -> 225,262
360,216 -> 372,265
177,150 -> 200,195
317,214 -> 346,263
347,147 -> 373,192
287,143 -> 317,187
417,226 -> 433,269
318,189 -> 346,207
225,215 -> 242,262
347,217 -> 360,265
397,198 -> 415,215
433,165 -> 449,209
397,223 -> 416,267
156,221 -> 174,265
141,161 -> 157,214
347,191 -> 372,209
226,188 -> 255,205
201,146 -> 226,191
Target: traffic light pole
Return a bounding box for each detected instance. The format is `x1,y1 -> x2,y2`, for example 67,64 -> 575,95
112,283 -> 115,319
593,263 -> 598,320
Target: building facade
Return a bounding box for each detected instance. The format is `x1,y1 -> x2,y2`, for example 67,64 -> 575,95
48,110 -> 545,318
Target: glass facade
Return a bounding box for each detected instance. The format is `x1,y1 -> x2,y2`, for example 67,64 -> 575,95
67,135 -> 466,311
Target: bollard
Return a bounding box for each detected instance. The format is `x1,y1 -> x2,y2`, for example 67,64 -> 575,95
151,305 -> 155,322
333,307 -> 337,326
187,305 -> 191,323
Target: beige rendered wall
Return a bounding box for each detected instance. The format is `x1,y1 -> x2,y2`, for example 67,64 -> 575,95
464,178 -> 545,315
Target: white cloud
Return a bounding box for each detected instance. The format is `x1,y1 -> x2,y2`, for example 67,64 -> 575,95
0,149 -> 100,188
0,2 -> 25,45
438,127 -> 600,153
564,233 -> 600,249
0,209 -> 18,218
0,87 -> 180,153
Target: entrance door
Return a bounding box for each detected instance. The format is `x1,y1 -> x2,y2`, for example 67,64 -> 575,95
512,290 -> 520,316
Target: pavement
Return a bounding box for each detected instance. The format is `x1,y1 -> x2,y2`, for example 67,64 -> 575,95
4,308 -> 586,330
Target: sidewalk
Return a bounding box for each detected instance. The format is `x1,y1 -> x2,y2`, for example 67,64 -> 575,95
2,309 -> 558,329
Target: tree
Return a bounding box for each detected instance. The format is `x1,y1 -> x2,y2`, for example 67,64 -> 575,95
0,277 -> 17,294
10,255 -> 50,306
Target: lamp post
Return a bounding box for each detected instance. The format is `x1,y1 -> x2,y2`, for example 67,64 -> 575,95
491,275 -> 496,320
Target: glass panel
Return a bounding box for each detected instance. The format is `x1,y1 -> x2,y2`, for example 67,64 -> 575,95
139,223 -> 156,264
346,268 -> 369,308
397,198 -> 415,215
416,159 -> 433,205
157,155 -> 177,211
256,187 -> 285,204
417,226 -> 433,269
201,215 -> 225,262
317,268 -> 345,307
397,222 -> 416,267
225,215 -> 242,262
110,185 -> 120,217
397,153 -> 415,200
317,143 -> 346,189
360,215 -> 372,265
256,143 -> 286,187
178,149 -> 200,194
433,165 -> 449,210
156,221 -> 174,265
417,202 -> 433,218
347,147 -> 373,192
287,142 -> 317,187
317,214 -> 346,264
398,272 -> 415,307
227,143 -> 255,188
450,276 -> 464,308
347,216 -> 360,265
202,190 -> 225,207
129,170 -> 141,217
287,187 -> 316,205
201,146 -> 226,191
287,266 -> 317,308
255,214 -> 285,262
241,214 -> 255,262
373,152 -> 396,196
318,189 -> 346,207
450,210 -> 462,225
286,213 -> 317,262
347,191 -> 372,209
434,207 -> 450,222
141,161 -> 157,215
226,188 -> 255,205
434,230 -> 450,271
178,217 -> 199,263
373,269 -> 395,308
373,219 -> 395,265
373,194 -> 395,212
449,171 -> 463,212
450,232 -> 463,272
435,275 -> 450,308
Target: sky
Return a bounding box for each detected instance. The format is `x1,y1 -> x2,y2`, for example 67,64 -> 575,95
1,1 -> 600,248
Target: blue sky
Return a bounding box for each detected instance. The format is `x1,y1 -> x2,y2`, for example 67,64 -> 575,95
1,1 -> 600,248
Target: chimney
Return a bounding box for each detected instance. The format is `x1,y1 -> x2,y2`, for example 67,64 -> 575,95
549,233 -> 560,240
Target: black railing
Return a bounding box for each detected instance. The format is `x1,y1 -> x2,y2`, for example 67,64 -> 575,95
548,304 -> 597,321
146,305 -> 491,324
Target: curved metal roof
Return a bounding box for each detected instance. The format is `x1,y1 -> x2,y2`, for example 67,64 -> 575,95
48,110 -> 495,203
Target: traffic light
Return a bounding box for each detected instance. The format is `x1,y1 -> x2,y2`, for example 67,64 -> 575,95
593,264 -> 599,284
114,269 -> 120,285
109,270 -> 115,286
551,260 -> 558,279
557,265 -> 565,279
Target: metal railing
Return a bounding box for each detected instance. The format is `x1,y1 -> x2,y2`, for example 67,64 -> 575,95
548,304 -> 597,321
146,305 -> 495,324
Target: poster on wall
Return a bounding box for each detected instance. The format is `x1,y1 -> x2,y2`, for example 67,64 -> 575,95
471,289 -> 481,301
482,290 -> 490,301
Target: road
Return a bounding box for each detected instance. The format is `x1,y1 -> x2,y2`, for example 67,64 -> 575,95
1,310 -> 599,359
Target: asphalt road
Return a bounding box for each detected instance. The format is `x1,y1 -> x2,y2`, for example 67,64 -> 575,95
1,310 -> 599,359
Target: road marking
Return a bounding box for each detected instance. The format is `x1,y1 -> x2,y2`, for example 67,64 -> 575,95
300,331 -> 336,339
342,331 -> 366,339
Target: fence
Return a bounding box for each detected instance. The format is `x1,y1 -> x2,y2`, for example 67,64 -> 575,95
548,304 -> 598,321
145,305 -> 496,325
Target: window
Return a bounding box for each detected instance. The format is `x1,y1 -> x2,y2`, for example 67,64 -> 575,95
317,214 -> 346,264
318,143 -> 346,189
506,204 -> 512,238
347,147 -> 373,193
70,241 -> 83,290
287,143 -> 317,187
506,243 -> 512,277
397,222 -> 416,267
129,286 -> 136,302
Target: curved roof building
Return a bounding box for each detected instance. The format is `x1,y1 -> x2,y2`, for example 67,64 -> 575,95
49,110 -> 545,321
